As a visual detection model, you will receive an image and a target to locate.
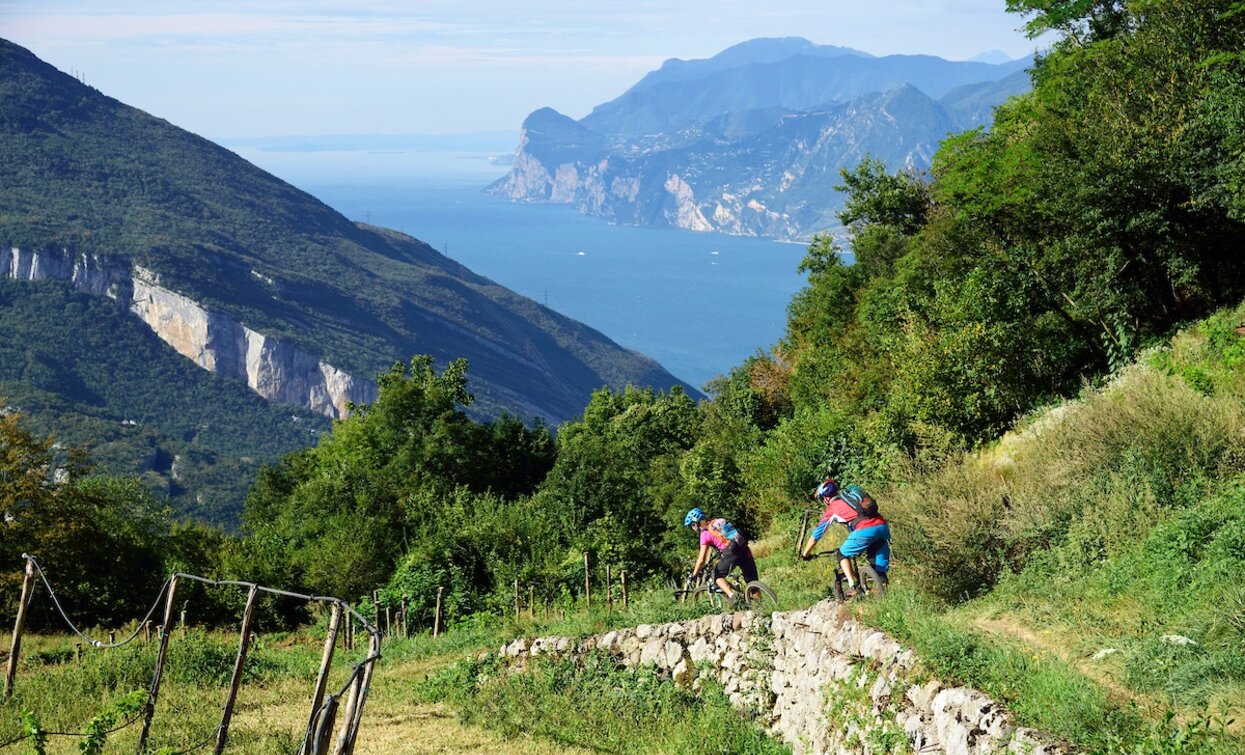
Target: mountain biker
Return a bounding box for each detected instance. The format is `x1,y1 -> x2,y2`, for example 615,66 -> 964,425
799,477 -> 890,597
684,508 -> 757,607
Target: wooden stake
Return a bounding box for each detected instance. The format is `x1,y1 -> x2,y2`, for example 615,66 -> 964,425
372,591 -> 380,640
384,606 -> 392,638
584,553 -> 591,611
796,508 -> 811,563
299,602 -> 342,755
109,630 -> 116,645
310,695 -> 339,755
4,559 -> 35,699
433,586 -> 444,638
400,596 -> 409,639
335,631 -> 380,755
528,585 -> 535,619
606,565 -> 613,613
333,668 -> 364,755
138,575 -> 180,753
214,583 -> 260,755
179,605 -> 187,638
621,570 -> 629,610
143,620 -> 151,644
74,642 -> 81,664
513,578 -> 520,620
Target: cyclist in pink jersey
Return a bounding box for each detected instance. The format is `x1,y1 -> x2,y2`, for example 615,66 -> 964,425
684,508 -> 758,605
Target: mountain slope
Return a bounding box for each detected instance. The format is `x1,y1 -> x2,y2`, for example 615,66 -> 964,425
0,279 -> 327,526
0,38 -> 693,429
492,37 -> 1032,240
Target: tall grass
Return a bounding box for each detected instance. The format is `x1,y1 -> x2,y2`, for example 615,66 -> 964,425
885,365 -> 1245,601
420,651 -> 788,754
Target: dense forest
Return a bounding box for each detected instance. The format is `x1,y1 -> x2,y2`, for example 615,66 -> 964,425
3,0 -> 1244,657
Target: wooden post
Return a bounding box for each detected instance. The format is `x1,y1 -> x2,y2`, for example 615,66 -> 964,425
513,578 -> 520,620
584,552 -> 591,611
335,631 -> 380,755
346,610 -> 354,651
528,585 -> 535,619
179,605 -> 187,638
606,565 -> 613,614
298,602 -> 342,755
310,695 -> 339,755
333,667 -> 364,755
543,599 -> 549,621
372,591 -> 380,639
796,508 -> 811,563
621,570 -> 629,610
400,596 -> 409,639
214,583 -> 260,755
143,620 -> 151,644
75,642 -> 82,664
138,575 -> 180,753
4,559 -> 35,699
433,586 -> 444,638
109,630 -> 116,645
384,606 -> 392,638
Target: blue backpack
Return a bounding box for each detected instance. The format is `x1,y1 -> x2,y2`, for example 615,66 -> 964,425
840,484 -> 880,530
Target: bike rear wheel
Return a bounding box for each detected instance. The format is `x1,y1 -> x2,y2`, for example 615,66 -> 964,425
858,560 -> 888,598
742,580 -> 777,610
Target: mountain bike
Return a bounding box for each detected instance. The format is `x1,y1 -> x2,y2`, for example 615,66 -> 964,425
805,550 -> 888,601
669,553 -> 777,611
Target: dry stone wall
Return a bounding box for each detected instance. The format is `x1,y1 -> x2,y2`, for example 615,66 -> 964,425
498,598 -> 1072,755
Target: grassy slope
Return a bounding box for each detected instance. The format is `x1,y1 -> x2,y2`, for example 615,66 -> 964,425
849,303 -> 1245,751
0,279 -> 326,526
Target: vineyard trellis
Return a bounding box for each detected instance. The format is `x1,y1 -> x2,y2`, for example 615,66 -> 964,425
3,553 -> 382,754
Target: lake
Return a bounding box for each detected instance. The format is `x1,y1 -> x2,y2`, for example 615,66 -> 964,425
234,147 -> 814,389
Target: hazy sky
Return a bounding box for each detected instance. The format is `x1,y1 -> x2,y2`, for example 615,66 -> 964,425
0,1 -> 1041,141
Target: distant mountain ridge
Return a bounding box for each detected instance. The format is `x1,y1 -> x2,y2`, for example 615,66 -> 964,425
0,38 -> 694,522
491,37 -> 1032,240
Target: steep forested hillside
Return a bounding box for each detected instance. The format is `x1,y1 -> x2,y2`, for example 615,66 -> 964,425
0,38 -> 692,427
0,280 -> 327,525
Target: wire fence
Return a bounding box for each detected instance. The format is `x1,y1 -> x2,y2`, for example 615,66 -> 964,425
3,553 -> 383,755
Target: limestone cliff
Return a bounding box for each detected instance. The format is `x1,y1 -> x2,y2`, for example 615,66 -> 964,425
6,247 -> 375,419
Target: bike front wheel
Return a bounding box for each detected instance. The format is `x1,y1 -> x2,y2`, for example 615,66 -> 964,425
691,585 -> 724,610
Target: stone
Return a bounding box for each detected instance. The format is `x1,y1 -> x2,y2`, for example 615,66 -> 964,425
639,637 -> 666,666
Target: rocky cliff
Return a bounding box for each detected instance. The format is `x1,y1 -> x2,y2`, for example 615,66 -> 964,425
7,246 -> 375,419
497,599 -> 1071,754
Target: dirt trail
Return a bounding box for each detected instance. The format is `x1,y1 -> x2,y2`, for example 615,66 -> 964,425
973,615 -> 1138,703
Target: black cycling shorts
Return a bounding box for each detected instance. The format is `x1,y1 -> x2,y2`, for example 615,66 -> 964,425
714,539 -> 758,583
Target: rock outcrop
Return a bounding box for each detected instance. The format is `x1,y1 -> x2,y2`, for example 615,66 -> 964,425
6,247 -> 375,419
497,598 -> 1072,755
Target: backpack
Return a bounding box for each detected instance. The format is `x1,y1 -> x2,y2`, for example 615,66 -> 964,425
709,518 -> 740,543
840,484 -> 881,531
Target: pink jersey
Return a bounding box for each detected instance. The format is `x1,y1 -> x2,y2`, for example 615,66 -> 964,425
699,518 -> 736,551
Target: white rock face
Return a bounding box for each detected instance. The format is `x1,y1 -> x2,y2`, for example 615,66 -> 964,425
662,174 -> 714,232
130,270 -> 376,418
8,246 -> 130,299
6,247 -> 376,419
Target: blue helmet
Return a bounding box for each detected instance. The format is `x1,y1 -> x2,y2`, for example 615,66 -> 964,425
683,507 -> 706,527
815,478 -> 839,500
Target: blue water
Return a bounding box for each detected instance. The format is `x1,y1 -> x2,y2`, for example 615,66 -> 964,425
235,148 -> 812,388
